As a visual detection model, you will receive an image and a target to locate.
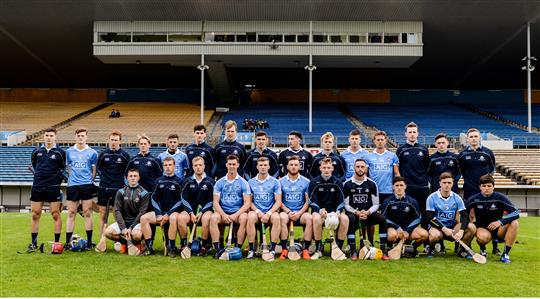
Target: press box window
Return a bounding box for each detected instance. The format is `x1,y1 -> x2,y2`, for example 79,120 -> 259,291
133,33 -> 167,42
98,32 -> 131,43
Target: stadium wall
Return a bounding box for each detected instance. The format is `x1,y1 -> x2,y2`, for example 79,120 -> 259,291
0,88 -> 106,102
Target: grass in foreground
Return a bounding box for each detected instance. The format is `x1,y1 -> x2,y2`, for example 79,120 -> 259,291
1,213 -> 539,297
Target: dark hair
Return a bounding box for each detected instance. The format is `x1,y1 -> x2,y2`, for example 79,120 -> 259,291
467,128 -> 480,136
75,128 -> 87,135
44,128 -> 57,134
405,122 -> 418,129
354,158 -> 367,165
167,134 -> 179,139
255,130 -> 268,137
349,129 -> 361,136
439,172 -> 453,181
479,174 -> 495,185
288,131 -> 303,140
194,124 -> 206,132
392,176 -> 406,184
163,156 -> 176,165
110,130 -> 122,140
287,155 -> 300,164
320,157 -> 333,165
127,168 -> 140,174
226,154 -> 240,163
435,133 -> 448,141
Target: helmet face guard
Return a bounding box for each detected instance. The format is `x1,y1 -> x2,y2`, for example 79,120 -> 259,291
51,242 -> 64,254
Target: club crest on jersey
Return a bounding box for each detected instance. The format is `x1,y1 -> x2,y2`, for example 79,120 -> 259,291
221,150 -> 226,153
365,189 -> 370,193
201,185 -> 208,190
435,161 -> 441,165
330,188 -> 335,192
200,152 -> 206,156
169,185 -> 176,191
105,157 -> 110,161
117,158 -> 123,163
146,161 -> 152,166
404,206 -> 410,212
479,156 -> 485,161
489,203 -> 497,210
233,150 -> 238,155
318,188 -> 324,191
159,184 -> 165,188
51,154 -> 56,159
478,205 -> 483,209
404,152 -> 410,156
418,152 -> 424,156
448,161 -> 454,166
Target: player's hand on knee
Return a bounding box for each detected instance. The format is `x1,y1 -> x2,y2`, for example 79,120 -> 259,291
190,213 -> 196,223
261,213 -> 270,223
402,230 -> 409,240
156,215 -> 163,223
290,212 -> 298,221
487,220 -> 501,231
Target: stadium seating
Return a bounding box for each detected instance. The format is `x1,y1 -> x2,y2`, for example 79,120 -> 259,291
347,104 -> 540,146
45,103 -> 214,145
221,104 -> 362,146
494,149 -> 540,185
474,104 -> 540,129
0,146 -> 167,183
0,101 -> 102,135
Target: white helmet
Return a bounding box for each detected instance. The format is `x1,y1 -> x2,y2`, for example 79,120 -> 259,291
324,212 -> 339,230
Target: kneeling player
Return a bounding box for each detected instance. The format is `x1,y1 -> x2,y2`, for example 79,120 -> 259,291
181,156 -> 215,256
380,177 -> 428,255
343,159 -> 388,260
279,155 -> 312,260
104,169 -> 149,253
140,157 -> 194,256
309,158 -> 349,259
210,155 -> 251,257
466,174 -> 519,263
426,172 -> 476,258
246,157 -> 282,258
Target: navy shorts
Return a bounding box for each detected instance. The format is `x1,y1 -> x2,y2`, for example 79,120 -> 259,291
67,184 -> 97,201
97,187 -> 119,206
30,186 -> 62,202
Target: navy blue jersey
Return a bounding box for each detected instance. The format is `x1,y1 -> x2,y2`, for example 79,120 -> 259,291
185,142 -> 215,177
465,191 -> 519,228
114,185 -> 149,230
380,194 -> 422,233
458,146 -> 496,195
181,174 -> 215,213
151,175 -> 192,216
125,153 -> 163,192
243,147 -> 280,179
309,151 -> 347,180
97,148 -> 130,189
396,143 -> 430,188
214,139 -> 247,179
308,175 -> 345,213
278,147 -> 313,177
343,177 -> 380,214
427,150 -> 461,192
31,145 -> 66,188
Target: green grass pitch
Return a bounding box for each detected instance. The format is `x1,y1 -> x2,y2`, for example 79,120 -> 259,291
1,213 -> 539,297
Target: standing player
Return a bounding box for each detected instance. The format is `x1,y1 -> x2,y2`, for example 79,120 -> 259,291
104,169 -> 149,253
185,124 -> 215,177
309,158 -> 349,259
466,175 -> 519,263
181,156 -> 215,255
158,134 -> 189,180
209,155 -> 251,257
380,177 -> 428,254
341,129 -> 369,180
365,131 -> 400,202
309,132 -> 347,180
425,172 -> 476,258
140,157 -> 193,256
428,133 -> 460,193
279,155 -> 312,260
27,128 -> 66,252
125,135 -> 162,194
458,128 -> 496,200
246,157 -> 282,258
458,128 -> 497,253
96,130 -> 130,237
395,122 -> 430,227
214,120 -> 247,179
65,128 -> 98,250
278,131 -> 313,178
243,130 -> 279,179
343,159 -> 388,260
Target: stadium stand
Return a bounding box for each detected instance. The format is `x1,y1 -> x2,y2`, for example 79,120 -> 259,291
221,103 -> 362,146
347,104 -> 540,146
39,103 -> 214,145
473,104 -> 540,129
495,149 -> 540,185
0,101 -> 104,136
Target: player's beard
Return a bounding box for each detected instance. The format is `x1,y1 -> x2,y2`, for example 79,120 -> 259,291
355,170 -> 365,177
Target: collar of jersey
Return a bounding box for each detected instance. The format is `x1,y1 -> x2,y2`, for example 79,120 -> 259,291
285,174 -> 302,183
255,174 -> 271,183
192,173 -> 207,182
165,149 -> 181,155
224,174 -> 242,183
436,190 -> 453,200
347,147 -> 365,154
72,144 -> 89,152
372,149 -> 388,155
255,147 -> 267,154
288,147 -> 303,152
352,176 -> 368,185
394,193 -> 406,200
41,144 -> 58,150
466,145 -> 483,151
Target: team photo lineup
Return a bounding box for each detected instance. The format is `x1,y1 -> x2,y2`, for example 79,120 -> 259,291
27,119 -> 520,264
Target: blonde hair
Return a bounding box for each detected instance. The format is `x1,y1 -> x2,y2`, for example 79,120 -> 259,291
224,120 -> 237,130
320,132 -> 335,143
137,134 -> 151,144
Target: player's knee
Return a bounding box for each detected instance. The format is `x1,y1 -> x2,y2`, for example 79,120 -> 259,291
247,212 -> 258,224
509,220 -> 519,230
279,213 -> 289,224
387,230 -> 397,242
51,210 -> 61,220
31,209 -> 42,220
419,228 -> 429,241
131,230 -> 142,241
429,229 -> 442,242
271,213 -> 280,224
467,223 -> 476,234
238,213 -> 248,224
210,213 -> 220,225
476,230 -> 491,244
339,214 -> 349,225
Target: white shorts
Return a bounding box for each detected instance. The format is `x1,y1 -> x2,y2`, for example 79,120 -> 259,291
110,222 -> 141,234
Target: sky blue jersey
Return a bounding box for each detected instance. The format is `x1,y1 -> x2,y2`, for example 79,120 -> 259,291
158,149 -> 189,180
341,147 -> 369,180
66,145 -> 98,186
365,150 -> 399,194
279,174 -> 310,212
249,175 -> 281,213
426,190 -> 466,227
214,174 -> 251,214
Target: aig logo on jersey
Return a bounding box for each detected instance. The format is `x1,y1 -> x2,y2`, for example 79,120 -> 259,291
353,194 -> 368,204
